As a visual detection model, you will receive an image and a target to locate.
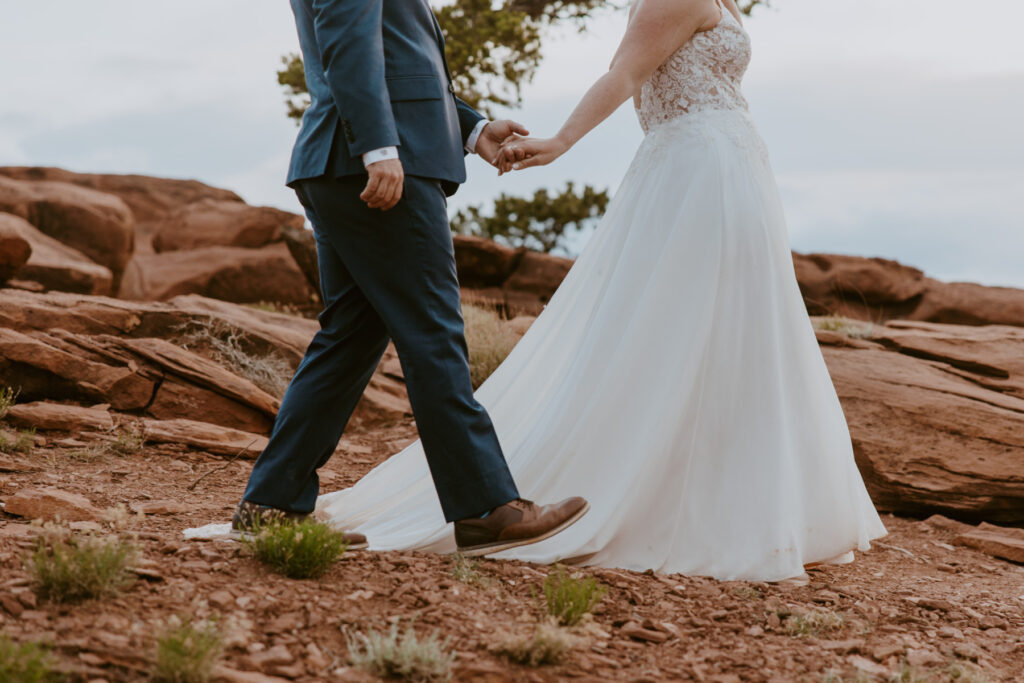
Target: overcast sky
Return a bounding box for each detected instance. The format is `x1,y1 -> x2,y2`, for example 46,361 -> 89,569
1,0 -> 1021,287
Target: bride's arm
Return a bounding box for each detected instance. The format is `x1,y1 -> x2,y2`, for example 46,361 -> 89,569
498,0 -> 718,170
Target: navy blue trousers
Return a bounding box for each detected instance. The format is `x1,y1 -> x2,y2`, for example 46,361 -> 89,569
242,174 -> 519,522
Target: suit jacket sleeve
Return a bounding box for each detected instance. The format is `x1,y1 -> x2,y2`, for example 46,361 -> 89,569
311,0 -> 400,156
455,97 -> 486,151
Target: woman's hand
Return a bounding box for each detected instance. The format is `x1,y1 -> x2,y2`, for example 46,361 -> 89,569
495,136 -> 570,174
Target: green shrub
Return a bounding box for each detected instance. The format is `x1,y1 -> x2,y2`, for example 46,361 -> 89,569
542,566 -> 606,627
242,517 -> 349,579
25,530 -> 136,603
347,623 -> 454,682
495,621 -> 575,666
152,617 -> 223,683
462,304 -> 519,388
0,636 -> 53,682
0,385 -> 18,420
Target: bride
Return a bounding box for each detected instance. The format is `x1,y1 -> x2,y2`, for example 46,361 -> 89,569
313,0 -> 886,581
197,0 -> 887,581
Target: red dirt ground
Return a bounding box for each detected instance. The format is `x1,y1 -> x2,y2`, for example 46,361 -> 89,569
2,422 -> 1024,682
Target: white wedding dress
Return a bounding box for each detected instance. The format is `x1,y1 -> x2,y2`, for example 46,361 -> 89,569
189,1 -> 886,581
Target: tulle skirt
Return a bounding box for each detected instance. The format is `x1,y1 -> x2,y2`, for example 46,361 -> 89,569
190,108 -> 887,581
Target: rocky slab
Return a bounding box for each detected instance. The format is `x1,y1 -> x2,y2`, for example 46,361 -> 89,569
4,487 -> 101,522
1,212 -> 113,295
4,401 -> 115,432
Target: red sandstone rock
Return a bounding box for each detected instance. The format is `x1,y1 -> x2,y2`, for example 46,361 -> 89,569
1,212 -> 113,295
0,214 -> 32,282
118,243 -> 313,306
4,401 -> 115,432
4,487 -> 101,522
0,176 -> 135,280
151,199 -> 303,253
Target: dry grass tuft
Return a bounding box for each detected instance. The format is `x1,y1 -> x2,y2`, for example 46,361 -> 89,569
462,304 -> 519,389
179,321 -> 294,397
152,616 -> 224,683
0,427 -> 35,455
784,607 -> 846,638
494,620 -> 577,667
813,316 -> 874,339
346,622 -> 454,682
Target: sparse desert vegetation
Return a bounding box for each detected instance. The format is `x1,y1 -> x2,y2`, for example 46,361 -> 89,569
179,320 -> 294,397
25,527 -> 136,604
151,616 -> 224,683
462,303 -> 520,388
346,622 -> 454,682
0,635 -> 53,682
543,565 -> 606,626
494,620 -> 577,666
241,517 -> 350,579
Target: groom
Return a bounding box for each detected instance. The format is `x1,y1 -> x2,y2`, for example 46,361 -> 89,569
232,0 -> 588,555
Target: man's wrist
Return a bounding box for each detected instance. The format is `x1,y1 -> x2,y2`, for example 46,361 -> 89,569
363,146 -> 399,167
466,119 -> 489,155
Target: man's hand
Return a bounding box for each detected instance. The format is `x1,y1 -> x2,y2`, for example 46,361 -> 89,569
475,120 -> 530,169
361,158 -> 404,210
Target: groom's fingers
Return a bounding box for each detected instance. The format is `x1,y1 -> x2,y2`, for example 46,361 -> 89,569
506,121 -> 529,137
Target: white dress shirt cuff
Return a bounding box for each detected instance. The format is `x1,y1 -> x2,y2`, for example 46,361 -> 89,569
362,146 -> 400,167
465,119 -> 489,154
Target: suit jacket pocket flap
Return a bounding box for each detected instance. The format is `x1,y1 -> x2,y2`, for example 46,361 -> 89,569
387,76 -> 443,102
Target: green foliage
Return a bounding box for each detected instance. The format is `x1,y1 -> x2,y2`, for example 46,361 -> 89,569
346,623 -> 454,682
542,565 -> 606,626
0,636 -> 54,682
277,1 -> 769,121
25,530 -> 136,604
462,304 -> 520,388
450,552 -> 492,587
0,427 -> 35,455
495,620 -> 575,666
152,617 -> 224,683
452,182 -> 609,254
242,517 -> 349,579
0,385 -> 18,420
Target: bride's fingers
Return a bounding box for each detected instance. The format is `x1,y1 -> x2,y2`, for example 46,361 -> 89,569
512,154 -> 548,170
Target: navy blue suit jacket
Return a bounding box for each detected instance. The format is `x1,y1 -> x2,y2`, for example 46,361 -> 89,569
287,0 -> 485,196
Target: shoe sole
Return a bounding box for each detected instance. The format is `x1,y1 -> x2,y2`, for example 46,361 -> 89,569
227,529 -> 369,551
456,501 -> 591,558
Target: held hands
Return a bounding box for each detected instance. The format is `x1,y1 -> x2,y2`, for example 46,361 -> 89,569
475,119 -> 530,168
494,136 -> 569,175
361,158 -> 404,210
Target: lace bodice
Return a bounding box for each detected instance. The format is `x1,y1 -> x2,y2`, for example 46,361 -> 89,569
636,4 -> 752,133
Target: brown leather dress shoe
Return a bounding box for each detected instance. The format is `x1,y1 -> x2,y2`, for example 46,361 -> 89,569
454,497 -> 589,557
229,501 -> 368,550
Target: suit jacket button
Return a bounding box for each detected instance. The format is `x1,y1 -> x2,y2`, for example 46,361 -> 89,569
448,83 -> 455,94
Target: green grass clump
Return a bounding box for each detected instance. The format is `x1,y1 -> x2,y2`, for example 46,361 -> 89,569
242,518 -> 349,579
784,607 -> 846,638
105,424 -> 147,456
347,623 -> 454,682
463,304 -> 519,389
0,427 -> 35,455
152,617 -> 224,683
543,566 -> 606,627
495,621 -> 576,667
0,636 -> 53,682
25,530 -> 136,603
0,385 -> 18,420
